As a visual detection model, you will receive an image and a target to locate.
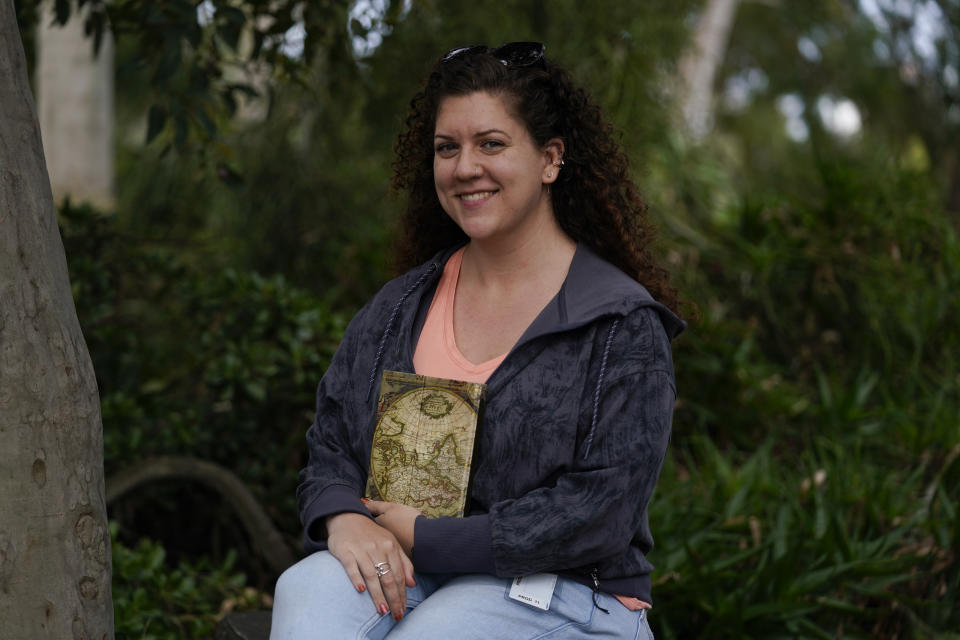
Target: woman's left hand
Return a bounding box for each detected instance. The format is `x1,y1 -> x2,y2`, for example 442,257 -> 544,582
365,500 -> 420,557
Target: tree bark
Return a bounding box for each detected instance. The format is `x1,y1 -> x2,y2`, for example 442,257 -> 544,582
679,0 -> 740,141
36,0 -> 116,211
0,0 -> 114,637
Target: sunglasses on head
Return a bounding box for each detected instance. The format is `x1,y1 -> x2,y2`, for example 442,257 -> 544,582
442,42 -> 546,68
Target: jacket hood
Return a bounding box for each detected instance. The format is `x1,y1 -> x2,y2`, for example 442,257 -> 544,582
516,244 -> 686,347
393,242 -> 685,380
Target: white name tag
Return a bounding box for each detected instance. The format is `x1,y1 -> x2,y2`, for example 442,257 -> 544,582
508,573 -> 558,611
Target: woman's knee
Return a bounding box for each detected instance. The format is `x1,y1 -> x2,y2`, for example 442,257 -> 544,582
272,551 -> 400,639
274,551 -> 343,604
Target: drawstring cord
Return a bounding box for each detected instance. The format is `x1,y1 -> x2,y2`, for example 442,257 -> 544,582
590,568 -> 610,614
366,264 -> 438,400
585,320 -> 620,612
582,318 -> 620,460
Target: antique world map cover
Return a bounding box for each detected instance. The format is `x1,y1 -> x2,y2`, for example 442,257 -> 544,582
365,370 -> 486,518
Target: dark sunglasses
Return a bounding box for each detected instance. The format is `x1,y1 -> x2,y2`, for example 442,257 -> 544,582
442,42 -> 546,68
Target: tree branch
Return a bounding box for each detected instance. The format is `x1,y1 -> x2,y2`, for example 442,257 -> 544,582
106,456 -> 298,576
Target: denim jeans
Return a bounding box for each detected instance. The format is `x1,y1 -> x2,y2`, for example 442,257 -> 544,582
270,551 -> 654,639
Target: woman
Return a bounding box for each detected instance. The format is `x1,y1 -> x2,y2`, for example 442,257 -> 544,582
270,42 -> 684,639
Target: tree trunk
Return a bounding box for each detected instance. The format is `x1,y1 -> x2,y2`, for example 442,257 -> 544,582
679,0 -> 740,141
0,0 -> 114,637
36,0 -> 116,211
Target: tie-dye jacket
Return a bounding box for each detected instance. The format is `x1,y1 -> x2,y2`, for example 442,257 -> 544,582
296,243 -> 685,604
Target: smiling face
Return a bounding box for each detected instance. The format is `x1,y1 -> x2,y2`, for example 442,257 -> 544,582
433,91 -> 563,245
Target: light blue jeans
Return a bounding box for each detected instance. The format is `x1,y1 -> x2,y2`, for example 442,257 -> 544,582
270,551 -> 653,639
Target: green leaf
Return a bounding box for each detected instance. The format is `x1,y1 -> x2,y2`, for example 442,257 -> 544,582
153,37 -> 182,86
194,105 -> 217,139
216,7 -> 246,50
146,105 -> 167,143
813,490 -> 828,539
787,560 -> 860,596
53,0 -> 71,25
243,380 -> 266,401
773,503 -> 791,560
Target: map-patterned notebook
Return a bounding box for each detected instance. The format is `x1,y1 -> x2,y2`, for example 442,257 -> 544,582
365,370 -> 486,518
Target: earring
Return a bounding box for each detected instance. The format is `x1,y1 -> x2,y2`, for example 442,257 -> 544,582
547,158 -> 562,180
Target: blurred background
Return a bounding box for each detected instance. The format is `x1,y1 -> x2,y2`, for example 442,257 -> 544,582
13,0 -> 960,637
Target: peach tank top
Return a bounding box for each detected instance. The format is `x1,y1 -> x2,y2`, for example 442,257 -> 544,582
413,247 -> 507,382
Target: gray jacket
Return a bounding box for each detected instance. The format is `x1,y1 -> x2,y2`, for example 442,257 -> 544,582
297,243 -> 684,604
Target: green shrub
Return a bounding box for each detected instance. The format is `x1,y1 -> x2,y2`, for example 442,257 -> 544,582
61,203 -> 345,537
649,435 -> 959,638
665,145 -> 960,452
112,523 -> 269,640
645,136 -> 960,637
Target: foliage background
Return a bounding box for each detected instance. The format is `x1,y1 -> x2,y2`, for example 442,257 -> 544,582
18,0 -> 960,637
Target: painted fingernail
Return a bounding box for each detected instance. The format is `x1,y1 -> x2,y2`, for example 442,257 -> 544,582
356,583 -> 366,592
361,497 -> 370,503
379,603 -> 389,615
394,612 -> 403,621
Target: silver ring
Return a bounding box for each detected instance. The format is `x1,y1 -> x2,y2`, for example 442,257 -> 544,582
375,561 -> 391,578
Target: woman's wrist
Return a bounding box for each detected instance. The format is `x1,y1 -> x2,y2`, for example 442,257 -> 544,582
326,511 -> 367,532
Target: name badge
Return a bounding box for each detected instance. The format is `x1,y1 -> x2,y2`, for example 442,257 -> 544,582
508,573 -> 558,611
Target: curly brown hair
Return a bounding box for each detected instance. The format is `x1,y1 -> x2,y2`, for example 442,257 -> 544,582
392,47 -> 681,315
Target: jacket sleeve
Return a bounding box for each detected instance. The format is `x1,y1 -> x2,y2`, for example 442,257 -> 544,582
413,308 -> 676,577
488,368 -> 675,575
296,302 -> 376,552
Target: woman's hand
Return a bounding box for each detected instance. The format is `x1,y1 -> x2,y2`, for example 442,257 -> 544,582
365,500 -> 420,557
325,512 -> 416,620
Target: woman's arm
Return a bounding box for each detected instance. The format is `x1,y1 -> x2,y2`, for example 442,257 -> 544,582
295,306 -> 372,548
294,302 -> 416,618
488,368 -> 675,573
